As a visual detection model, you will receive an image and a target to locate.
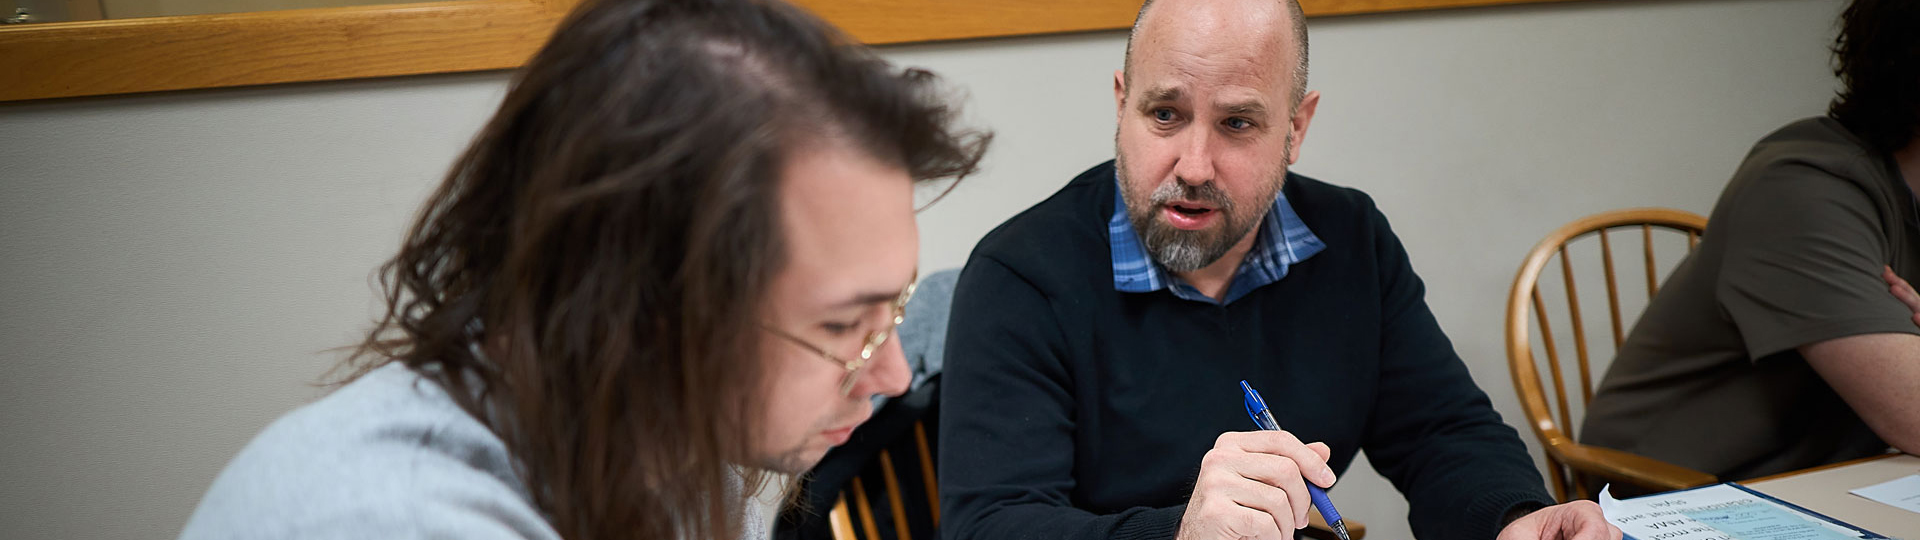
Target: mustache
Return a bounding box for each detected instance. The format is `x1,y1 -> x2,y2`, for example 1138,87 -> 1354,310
1148,180 -> 1236,214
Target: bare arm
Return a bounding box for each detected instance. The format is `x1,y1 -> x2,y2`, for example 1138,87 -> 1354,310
1791,267 -> 1920,455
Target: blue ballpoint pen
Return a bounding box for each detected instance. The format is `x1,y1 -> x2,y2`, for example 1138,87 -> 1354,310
1239,380 -> 1352,540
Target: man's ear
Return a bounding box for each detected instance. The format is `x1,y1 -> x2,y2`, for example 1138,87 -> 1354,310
1286,90 -> 1320,165
1113,69 -> 1128,125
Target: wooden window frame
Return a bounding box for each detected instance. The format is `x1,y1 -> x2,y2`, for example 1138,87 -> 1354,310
0,0 -> 1582,102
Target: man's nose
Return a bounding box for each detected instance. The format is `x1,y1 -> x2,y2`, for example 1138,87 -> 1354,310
853,331 -> 912,399
1173,127 -> 1217,186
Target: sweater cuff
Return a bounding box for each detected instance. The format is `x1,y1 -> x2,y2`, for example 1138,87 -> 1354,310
1466,490 -> 1556,540
1112,505 -> 1185,540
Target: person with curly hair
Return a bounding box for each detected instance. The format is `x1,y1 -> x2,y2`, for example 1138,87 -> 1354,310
1584,0 -> 1920,483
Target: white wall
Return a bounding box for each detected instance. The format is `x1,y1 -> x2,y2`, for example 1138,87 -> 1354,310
0,0 -> 1843,538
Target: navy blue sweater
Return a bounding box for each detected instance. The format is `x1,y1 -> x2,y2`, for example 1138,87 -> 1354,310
938,161 -> 1552,540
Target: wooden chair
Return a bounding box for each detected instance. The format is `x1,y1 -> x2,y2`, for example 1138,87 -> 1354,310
823,418 -> 941,540
1505,208 -> 1718,502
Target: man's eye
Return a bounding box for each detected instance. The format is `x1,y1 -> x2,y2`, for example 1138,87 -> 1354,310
821,321 -> 861,336
1224,117 -> 1252,130
1152,108 -> 1177,122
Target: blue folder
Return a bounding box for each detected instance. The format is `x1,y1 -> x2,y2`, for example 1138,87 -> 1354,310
1614,482 -> 1890,540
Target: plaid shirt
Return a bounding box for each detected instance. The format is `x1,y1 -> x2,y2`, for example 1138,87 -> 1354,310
1109,175 -> 1325,305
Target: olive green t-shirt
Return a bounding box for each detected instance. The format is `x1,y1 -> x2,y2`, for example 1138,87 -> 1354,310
1581,117 -> 1908,481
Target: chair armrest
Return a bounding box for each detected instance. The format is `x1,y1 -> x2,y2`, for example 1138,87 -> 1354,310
1551,442 -> 1716,492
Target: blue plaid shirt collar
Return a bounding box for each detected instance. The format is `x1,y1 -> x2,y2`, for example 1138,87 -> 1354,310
1109,174 -> 1326,305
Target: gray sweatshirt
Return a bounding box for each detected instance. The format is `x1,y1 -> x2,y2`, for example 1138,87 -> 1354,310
178,363 -> 767,540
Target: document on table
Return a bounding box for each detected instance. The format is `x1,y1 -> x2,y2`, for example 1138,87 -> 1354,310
1600,483 -> 1891,540
1851,474 -> 1920,514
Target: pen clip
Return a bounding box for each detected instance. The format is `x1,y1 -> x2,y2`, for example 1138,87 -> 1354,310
1239,380 -> 1280,431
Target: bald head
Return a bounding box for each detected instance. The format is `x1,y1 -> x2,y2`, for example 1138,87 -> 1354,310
1123,0 -> 1308,106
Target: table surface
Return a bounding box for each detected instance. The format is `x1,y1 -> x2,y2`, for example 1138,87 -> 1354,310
1745,453 -> 1920,539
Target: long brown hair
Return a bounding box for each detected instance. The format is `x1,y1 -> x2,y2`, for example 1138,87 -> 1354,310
338,0 -> 987,538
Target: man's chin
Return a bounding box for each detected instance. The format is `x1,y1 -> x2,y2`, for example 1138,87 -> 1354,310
1154,220 -> 1222,238
756,445 -> 829,475
1145,231 -> 1231,273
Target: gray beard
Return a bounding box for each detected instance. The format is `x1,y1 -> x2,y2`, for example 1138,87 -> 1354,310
1114,129 -> 1292,274
1117,162 -> 1278,274
1140,214 -> 1245,273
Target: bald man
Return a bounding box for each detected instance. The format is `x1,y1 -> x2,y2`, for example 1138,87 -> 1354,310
937,1 -> 1616,539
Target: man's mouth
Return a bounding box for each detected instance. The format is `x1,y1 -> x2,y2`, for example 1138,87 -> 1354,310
1161,202 -> 1220,230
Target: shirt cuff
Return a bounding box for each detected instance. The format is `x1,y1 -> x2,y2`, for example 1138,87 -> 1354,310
1468,490 -> 1556,540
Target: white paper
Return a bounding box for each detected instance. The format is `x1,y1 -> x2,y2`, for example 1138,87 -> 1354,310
1850,474 -> 1920,514
1600,484 -> 1872,540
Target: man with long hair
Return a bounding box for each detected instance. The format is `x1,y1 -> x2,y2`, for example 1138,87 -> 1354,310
1584,0 -> 1919,481
176,0 -> 987,538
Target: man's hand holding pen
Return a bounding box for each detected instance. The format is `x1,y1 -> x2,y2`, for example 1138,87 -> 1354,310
1176,430 -> 1337,540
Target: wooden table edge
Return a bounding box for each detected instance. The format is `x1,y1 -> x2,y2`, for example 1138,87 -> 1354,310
1741,452 -> 1905,484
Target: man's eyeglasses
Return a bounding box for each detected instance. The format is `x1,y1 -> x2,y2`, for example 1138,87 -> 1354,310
764,272 -> 918,396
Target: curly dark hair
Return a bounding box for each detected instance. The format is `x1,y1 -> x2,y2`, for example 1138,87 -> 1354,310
337,0 -> 988,538
1829,0 -> 1920,154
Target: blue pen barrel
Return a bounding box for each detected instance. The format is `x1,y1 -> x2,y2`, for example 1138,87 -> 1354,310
1241,380 -> 1349,540
1306,483 -> 1341,523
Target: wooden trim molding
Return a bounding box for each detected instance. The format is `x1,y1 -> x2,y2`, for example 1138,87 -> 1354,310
0,0 -> 1588,102
809,0 -> 1591,43
0,0 -> 570,101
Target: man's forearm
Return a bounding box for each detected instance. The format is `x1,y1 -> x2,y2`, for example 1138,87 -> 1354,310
1801,332 -> 1920,453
